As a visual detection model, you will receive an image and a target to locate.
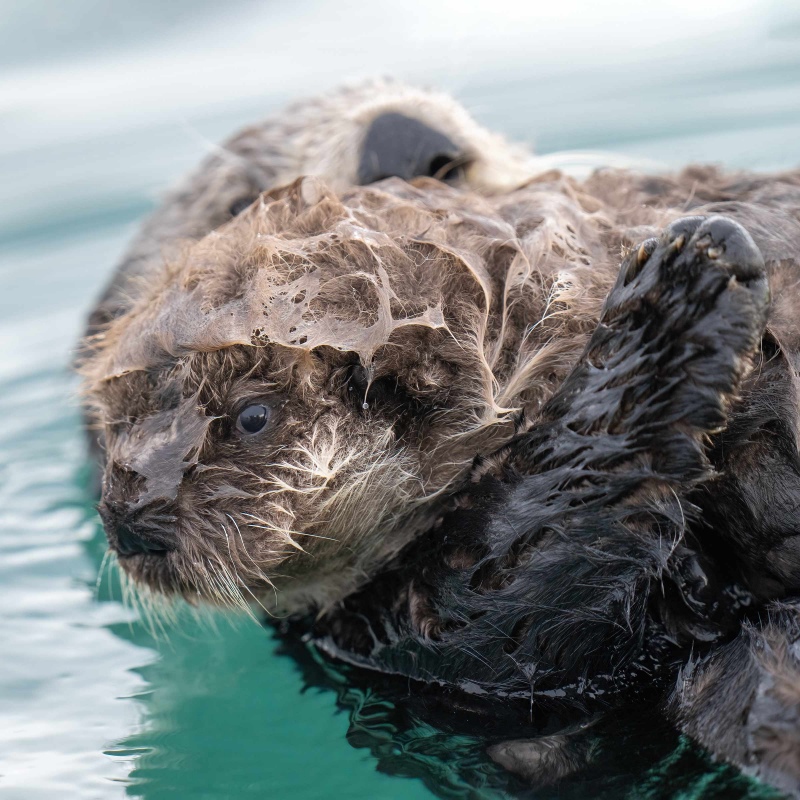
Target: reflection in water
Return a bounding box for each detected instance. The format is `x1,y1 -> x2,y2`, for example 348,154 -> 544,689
89,532 -> 780,799
89,539 -> 433,799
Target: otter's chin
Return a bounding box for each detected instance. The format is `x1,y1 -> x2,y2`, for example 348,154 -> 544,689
114,547 -> 277,612
115,549 -> 180,595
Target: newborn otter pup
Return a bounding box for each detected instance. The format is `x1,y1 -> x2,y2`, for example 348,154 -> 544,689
81,83 -> 800,794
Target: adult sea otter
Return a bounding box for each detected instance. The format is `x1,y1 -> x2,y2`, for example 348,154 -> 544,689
80,80 -> 800,795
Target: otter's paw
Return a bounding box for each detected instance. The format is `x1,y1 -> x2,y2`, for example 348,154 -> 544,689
546,216 -> 769,477
607,214 -> 768,349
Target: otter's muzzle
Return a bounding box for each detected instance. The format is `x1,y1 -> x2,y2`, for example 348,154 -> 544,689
358,112 -> 465,185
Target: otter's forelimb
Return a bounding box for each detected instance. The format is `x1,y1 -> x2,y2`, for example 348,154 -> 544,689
317,215 -> 769,705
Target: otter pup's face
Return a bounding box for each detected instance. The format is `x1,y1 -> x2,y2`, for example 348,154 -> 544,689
84,177 -> 529,613
93,339 -> 427,614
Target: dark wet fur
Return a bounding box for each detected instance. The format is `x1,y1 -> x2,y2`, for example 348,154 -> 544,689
311,214 -> 800,794
79,83 -> 800,796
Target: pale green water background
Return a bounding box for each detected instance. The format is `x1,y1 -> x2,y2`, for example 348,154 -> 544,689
2,1 -> 800,798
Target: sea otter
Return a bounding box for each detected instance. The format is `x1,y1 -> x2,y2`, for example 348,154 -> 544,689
84,79 -> 539,341
80,82 -> 800,795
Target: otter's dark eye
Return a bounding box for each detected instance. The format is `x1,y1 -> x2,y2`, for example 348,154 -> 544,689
237,404 -> 271,434
229,196 -> 256,217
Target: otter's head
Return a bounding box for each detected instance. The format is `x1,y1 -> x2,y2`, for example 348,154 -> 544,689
83,176 -> 535,614
87,80 -> 541,336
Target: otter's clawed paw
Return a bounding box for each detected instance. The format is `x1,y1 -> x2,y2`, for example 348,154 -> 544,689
601,216 -> 766,430
535,215 -> 769,481
621,215 -> 768,289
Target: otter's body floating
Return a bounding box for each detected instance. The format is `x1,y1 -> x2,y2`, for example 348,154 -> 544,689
80,80 -> 800,796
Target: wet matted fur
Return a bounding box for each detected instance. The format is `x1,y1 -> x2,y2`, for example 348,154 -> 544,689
82,173 -> 619,612
85,79 -> 541,339
79,82 -> 800,795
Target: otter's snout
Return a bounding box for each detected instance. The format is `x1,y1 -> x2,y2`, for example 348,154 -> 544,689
99,474 -> 178,558
358,112 -> 465,185
96,398 -> 210,559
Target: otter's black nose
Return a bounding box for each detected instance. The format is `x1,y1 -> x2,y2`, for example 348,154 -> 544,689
358,112 -> 464,185
115,524 -> 169,557
98,497 -> 175,558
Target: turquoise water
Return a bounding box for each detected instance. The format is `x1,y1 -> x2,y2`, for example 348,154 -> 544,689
1,1 -> 800,797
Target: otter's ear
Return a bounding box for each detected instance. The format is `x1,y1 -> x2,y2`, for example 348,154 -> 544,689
358,113 -> 465,185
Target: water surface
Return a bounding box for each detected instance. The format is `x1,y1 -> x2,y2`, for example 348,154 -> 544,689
1,1 -> 799,797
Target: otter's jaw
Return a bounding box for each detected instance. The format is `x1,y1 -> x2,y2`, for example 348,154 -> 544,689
105,531 -> 270,610
110,549 -> 209,605
113,550 -> 175,595
98,497 -> 181,597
